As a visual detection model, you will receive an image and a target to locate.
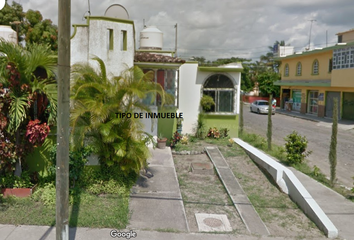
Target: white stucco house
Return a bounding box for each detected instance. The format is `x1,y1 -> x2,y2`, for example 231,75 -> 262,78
70,5 -> 243,142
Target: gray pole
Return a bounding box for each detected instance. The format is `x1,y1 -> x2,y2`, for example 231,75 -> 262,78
56,0 -> 71,239
175,23 -> 177,57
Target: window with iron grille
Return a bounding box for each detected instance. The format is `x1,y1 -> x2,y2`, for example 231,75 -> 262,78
202,74 -> 234,113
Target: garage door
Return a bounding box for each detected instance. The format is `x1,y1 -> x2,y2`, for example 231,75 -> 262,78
325,92 -> 340,119
343,92 -> 354,120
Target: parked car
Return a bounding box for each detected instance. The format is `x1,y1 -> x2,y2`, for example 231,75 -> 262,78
250,100 -> 275,115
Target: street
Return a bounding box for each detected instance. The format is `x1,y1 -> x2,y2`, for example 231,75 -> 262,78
242,103 -> 354,188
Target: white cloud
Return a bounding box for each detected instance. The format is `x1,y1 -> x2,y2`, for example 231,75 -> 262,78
7,0 -> 353,61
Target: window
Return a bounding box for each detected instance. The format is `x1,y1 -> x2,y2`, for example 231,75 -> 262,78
333,47 -> 354,69
296,62 -> 302,76
121,30 -> 127,51
312,59 -> 319,75
203,74 -> 234,113
284,64 -> 289,76
108,29 -> 113,50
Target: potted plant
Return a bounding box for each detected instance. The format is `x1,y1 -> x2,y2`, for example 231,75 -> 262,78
157,133 -> 167,149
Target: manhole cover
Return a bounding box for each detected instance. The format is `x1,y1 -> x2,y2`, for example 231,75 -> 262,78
203,218 -> 223,227
195,213 -> 232,232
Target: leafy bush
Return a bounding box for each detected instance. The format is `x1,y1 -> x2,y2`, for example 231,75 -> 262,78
170,131 -> 181,148
207,127 -> 220,139
48,146 -> 93,187
195,114 -> 206,139
0,171 -> 34,188
26,119 -> 50,147
220,128 -> 229,138
284,131 -> 311,165
180,135 -> 189,145
32,183 -> 56,208
200,95 -> 215,112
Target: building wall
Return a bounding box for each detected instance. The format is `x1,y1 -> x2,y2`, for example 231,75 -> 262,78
340,31 -> 354,43
179,62 -> 199,134
71,25 -> 89,65
280,51 -> 332,80
71,17 -> 135,77
331,68 -> 354,87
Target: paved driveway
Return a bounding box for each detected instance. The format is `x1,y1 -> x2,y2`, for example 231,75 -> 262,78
242,104 -> 354,188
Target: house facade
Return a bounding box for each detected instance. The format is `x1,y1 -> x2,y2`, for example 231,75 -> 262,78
275,29 -> 354,120
70,5 -> 243,143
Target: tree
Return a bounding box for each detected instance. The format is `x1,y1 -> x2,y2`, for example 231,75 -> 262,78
257,70 -> 280,97
0,1 -> 25,42
329,98 -> 338,186
0,40 -> 57,176
260,40 -> 285,72
24,10 -> 58,51
70,57 -> 172,175
0,2 -> 58,50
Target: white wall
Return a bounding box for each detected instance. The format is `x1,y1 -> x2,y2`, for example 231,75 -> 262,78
71,18 -> 135,76
71,26 -> 89,65
179,63 -> 199,134
88,19 -> 134,76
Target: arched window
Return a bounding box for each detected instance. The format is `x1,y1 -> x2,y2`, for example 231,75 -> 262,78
312,59 -> 319,75
296,62 -> 302,76
284,64 -> 289,77
203,74 -> 234,113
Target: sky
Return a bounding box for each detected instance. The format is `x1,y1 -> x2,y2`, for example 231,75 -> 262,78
8,0 -> 354,61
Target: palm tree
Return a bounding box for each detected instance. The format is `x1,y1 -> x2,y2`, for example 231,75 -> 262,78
70,57 -> 172,175
0,40 -> 57,176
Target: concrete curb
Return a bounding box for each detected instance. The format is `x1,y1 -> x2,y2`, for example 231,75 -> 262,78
234,138 -> 338,239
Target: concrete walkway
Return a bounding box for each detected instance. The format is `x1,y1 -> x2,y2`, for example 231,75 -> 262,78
127,147 -> 189,232
205,146 -> 270,236
292,169 -> 354,240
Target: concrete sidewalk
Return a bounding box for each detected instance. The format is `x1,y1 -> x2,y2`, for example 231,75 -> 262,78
291,169 -> 354,240
0,225 -> 329,240
127,147 -> 189,232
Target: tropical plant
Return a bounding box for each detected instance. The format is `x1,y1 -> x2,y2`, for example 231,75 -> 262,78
70,57 -> 172,175
0,40 -> 57,177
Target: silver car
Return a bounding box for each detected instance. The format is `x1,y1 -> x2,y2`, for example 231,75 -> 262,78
250,100 -> 275,115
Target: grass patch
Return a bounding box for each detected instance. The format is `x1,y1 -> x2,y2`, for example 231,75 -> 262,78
239,131 -> 354,202
0,165 -> 135,228
0,191 -> 129,228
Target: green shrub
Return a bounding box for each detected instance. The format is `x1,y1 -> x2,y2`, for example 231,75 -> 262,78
284,131 -> 311,165
47,146 -> 93,187
200,95 -> 215,112
32,183 -> 56,208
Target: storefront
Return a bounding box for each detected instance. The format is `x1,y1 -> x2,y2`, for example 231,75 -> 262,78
292,90 -> 301,112
307,90 -> 319,114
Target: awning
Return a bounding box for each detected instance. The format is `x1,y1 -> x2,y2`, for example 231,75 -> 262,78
274,79 -> 331,87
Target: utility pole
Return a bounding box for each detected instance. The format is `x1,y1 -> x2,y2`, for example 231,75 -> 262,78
308,19 -> 316,50
174,23 -> 177,57
56,0 -> 71,239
